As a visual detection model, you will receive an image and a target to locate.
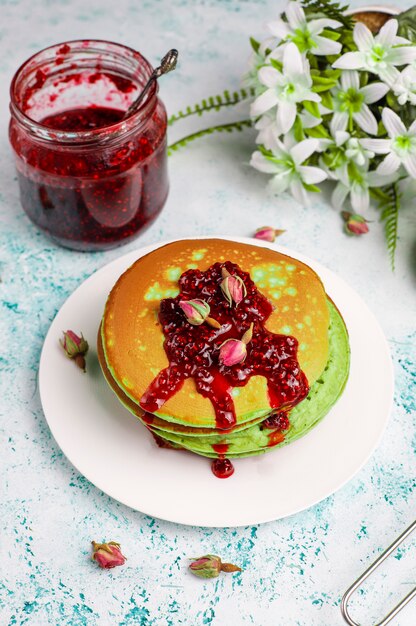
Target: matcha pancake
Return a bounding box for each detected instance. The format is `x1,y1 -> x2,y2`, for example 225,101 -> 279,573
100,239 -> 330,430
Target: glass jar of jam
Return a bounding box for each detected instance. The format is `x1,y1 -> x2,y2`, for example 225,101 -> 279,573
9,40 -> 169,251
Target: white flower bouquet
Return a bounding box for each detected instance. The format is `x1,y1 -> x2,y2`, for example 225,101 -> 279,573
168,0 -> 416,265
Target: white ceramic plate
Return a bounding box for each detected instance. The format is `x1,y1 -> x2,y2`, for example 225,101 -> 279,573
39,237 -> 394,527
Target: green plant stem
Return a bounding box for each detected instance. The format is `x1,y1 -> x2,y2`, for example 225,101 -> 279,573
168,119 -> 253,155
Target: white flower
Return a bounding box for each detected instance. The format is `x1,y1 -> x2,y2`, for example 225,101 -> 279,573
384,65 -> 416,105
361,108 -> 416,178
251,42 -> 320,133
250,135 -> 326,205
332,19 -> 416,80
331,162 -> 398,213
345,137 -> 375,167
319,130 -> 374,170
331,70 -> 389,135
268,1 -> 342,56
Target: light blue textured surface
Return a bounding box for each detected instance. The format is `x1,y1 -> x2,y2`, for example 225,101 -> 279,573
1,0 -> 416,624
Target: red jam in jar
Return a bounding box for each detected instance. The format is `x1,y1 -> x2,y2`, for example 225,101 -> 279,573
9,41 -> 169,251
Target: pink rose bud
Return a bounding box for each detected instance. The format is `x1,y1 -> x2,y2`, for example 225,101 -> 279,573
342,211 -> 369,236
254,226 -> 285,243
189,554 -> 222,578
179,299 -> 210,325
179,299 -> 221,329
220,268 -> 247,307
219,323 -> 253,367
219,339 -> 247,366
189,554 -> 242,578
91,541 -> 126,569
60,330 -> 89,372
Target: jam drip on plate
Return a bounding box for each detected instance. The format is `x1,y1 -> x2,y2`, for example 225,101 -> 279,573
140,261 -> 309,434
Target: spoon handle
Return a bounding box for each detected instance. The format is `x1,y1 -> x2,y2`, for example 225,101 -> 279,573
123,48 -> 178,120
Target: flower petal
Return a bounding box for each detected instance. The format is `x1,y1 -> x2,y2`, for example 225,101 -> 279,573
289,178 -> 309,205
341,70 -> 359,91
251,89 -> 279,116
290,138 -> 319,164
409,118 -> 416,134
308,18 -> 342,35
353,104 -> 378,135
332,182 -> 349,210
360,138 -> 391,154
258,66 -> 280,88
330,111 -> 348,135
350,184 -> 370,213
283,42 -> 303,76
285,1 -> 306,30
300,110 -> 322,128
376,152 -> 401,176
376,18 -> 398,45
402,153 -> 416,178
387,47 -> 416,66
332,51 -> 365,70
250,151 -> 279,174
313,36 -> 342,56
382,107 -> 406,138
278,100 -> 297,134
394,35 -> 412,45
381,66 -> 401,87
361,82 -> 389,104
368,170 -> 399,186
354,22 -> 374,51
305,90 -> 321,103
298,165 -> 327,184
269,170 -> 292,193
268,19 -> 291,39
335,130 -> 350,146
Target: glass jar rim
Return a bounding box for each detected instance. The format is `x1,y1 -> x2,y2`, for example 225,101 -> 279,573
9,39 -> 158,145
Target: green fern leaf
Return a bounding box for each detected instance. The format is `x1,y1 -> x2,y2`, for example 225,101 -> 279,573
168,88 -> 255,126
377,183 -> 400,270
301,0 -> 354,29
168,119 -> 253,155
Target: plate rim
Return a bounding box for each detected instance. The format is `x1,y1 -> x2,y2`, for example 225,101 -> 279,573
39,236 -> 394,527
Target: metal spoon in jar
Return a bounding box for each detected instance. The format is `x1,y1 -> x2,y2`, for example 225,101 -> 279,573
123,48 -> 178,119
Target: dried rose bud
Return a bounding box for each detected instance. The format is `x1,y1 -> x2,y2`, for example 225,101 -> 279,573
341,211 -> 369,236
220,268 -> 247,307
60,330 -> 89,372
189,554 -> 222,578
189,554 -> 242,579
179,299 -> 210,325
219,323 -> 254,367
179,299 -> 221,329
91,541 -> 126,569
254,226 -> 285,243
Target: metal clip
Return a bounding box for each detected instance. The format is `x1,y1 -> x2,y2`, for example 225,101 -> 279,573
341,519 -> 416,625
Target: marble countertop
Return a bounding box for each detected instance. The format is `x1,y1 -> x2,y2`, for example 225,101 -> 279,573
1,0 -> 415,624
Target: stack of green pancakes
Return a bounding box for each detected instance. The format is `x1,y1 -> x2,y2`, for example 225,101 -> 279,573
98,239 -> 350,462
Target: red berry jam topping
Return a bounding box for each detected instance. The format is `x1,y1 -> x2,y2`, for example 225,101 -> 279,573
211,457 -> 235,479
262,411 -> 290,431
212,443 -> 229,455
267,430 -> 286,447
140,262 -> 309,432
